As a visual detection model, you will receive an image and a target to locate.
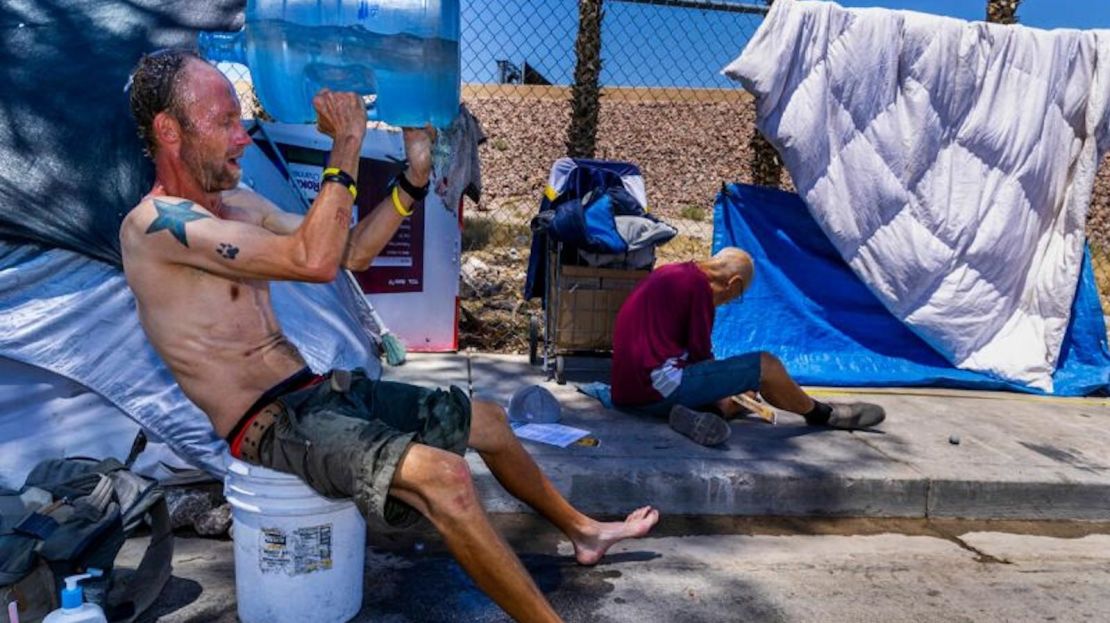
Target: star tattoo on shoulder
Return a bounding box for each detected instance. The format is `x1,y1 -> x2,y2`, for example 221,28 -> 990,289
146,198 -> 210,247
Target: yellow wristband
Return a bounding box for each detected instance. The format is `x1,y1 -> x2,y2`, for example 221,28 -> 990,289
391,185 -> 413,217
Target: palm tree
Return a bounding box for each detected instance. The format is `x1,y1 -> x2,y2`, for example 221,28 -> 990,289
749,0 -> 782,188
986,0 -> 1021,24
567,0 -> 604,158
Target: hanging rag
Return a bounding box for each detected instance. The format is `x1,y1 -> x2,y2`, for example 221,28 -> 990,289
434,103 -> 487,213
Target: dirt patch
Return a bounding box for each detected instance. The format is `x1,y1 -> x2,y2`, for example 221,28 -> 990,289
458,243 -> 538,355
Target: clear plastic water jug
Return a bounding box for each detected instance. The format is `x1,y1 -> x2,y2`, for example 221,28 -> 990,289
198,0 -> 460,128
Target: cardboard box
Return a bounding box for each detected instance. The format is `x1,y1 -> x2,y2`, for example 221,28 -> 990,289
554,265 -> 649,351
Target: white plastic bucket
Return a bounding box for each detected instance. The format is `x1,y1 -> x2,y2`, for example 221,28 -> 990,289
225,459 -> 366,623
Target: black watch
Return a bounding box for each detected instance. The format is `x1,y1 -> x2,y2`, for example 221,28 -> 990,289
394,171 -> 429,201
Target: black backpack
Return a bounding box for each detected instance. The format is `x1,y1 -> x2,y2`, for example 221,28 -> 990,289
0,438 -> 173,623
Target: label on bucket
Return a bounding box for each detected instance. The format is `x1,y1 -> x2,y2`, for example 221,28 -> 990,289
259,524 -> 334,575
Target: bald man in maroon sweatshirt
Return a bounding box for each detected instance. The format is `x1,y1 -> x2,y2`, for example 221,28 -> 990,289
611,248 -> 885,446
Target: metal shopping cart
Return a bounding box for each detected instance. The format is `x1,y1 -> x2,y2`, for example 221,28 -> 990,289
524,158 -> 676,383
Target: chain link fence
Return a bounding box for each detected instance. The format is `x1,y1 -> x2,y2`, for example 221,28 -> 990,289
217,0 -> 1110,354
458,0 -> 769,352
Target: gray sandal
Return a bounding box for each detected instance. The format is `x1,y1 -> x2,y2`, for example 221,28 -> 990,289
827,402 -> 886,429
669,405 -> 731,446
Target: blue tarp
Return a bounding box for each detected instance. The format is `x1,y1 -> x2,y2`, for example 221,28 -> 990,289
711,183 -> 1110,396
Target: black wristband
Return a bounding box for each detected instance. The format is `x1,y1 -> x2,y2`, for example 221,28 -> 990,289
322,167 -> 357,200
394,171 -> 429,201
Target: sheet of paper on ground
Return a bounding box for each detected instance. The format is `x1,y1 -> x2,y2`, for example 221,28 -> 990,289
510,422 -> 591,448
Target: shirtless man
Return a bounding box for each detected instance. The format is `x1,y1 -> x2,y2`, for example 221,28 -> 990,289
120,48 -> 657,622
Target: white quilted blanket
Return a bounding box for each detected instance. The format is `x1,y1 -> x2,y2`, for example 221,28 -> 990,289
724,0 -> 1110,391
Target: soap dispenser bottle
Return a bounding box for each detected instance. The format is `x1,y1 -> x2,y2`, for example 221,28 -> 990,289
42,571 -> 107,623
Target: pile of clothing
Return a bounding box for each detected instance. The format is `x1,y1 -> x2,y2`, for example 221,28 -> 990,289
524,158 -> 677,301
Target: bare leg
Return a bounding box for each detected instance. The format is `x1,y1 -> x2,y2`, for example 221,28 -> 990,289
714,394 -> 748,420
756,351 -> 816,414
388,444 -> 562,623
755,353 -> 885,428
467,400 -> 659,565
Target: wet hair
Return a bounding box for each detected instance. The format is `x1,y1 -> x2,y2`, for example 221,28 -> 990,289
127,48 -> 203,158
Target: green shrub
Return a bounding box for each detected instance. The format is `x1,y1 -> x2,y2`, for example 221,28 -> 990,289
679,204 -> 705,222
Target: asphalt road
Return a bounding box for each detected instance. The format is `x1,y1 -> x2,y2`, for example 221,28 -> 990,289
129,516 -> 1110,622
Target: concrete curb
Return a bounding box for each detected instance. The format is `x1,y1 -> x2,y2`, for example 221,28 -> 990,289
388,354 -> 1110,522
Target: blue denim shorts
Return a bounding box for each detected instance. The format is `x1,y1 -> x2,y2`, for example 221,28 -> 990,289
628,352 -> 763,418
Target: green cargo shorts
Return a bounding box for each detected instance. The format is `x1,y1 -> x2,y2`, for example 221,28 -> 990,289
258,369 -> 472,529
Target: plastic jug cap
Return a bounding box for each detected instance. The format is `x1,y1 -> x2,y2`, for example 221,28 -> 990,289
60,569 -> 103,610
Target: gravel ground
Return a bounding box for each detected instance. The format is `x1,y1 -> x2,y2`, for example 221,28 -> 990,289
468,94 -> 759,224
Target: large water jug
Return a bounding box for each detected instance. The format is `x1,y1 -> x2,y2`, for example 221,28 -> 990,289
198,0 -> 460,128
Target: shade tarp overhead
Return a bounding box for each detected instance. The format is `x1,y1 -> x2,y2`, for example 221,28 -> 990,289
711,184 -> 1110,396
0,1 -> 391,480
0,0 -> 244,266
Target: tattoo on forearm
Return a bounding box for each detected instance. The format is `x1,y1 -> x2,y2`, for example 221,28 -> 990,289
216,243 -> 240,259
334,206 -> 352,225
146,198 -> 209,247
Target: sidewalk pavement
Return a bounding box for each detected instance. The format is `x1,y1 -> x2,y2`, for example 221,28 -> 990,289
384,353 -> 1110,521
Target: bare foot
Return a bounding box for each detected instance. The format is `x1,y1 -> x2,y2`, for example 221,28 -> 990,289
572,506 -> 660,566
